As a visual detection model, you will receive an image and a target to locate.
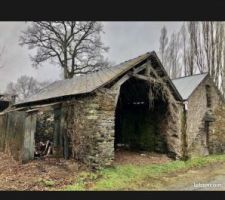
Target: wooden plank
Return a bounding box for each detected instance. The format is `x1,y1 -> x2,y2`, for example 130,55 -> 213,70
144,60 -> 151,76
61,106 -> 69,159
26,102 -> 61,111
53,106 -> 61,147
131,74 -> 150,81
1,107 -> 27,114
5,111 -> 26,161
22,112 -> 36,162
133,63 -> 147,74
52,104 -> 70,159
0,114 -> 7,152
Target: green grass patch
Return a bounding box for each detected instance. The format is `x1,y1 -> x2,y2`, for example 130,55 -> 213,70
63,172 -> 99,191
37,178 -> 56,187
63,154 -> 225,191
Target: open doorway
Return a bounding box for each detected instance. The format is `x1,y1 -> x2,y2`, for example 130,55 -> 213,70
114,78 -> 169,156
34,109 -> 54,158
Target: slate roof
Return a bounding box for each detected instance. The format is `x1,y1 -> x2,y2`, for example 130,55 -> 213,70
172,73 -> 208,100
15,51 -> 182,106
16,53 -> 150,105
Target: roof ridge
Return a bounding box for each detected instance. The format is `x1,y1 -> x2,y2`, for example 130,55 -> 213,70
15,51 -> 154,106
172,72 -> 209,100
111,52 -> 150,68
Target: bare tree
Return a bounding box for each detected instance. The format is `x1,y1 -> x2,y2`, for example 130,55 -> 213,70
166,32 -> 181,79
223,36 -> 225,95
201,22 -> 223,86
5,75 -> 51,101
179,22 -> 207,76
187,22 -> 198,76
159,26 -> 169,66
184,21 -> 225,94
210,22 -> 216,78
214,22 -> 224,87
159,22 -> 225,97
19,21 -> 109,79
5,82 -> 17,95
193,23 -> 207,74
202,22 -> 212,74
180,23 -> 189,76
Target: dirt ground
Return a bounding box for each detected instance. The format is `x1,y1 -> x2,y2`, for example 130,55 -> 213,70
114,149 -> 172,165
0,151 -> 172,191
0,152 -> 82,191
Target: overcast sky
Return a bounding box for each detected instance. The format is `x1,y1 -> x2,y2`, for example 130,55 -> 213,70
0,21 -> 182,92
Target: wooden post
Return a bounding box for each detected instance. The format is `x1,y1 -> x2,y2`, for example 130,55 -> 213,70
0,114 -> 7,152
53,103 -> 69,159
53,104 -> 61,147
145,59 -> 151,76
60,105 -> 69,159
63,132 -> 69,159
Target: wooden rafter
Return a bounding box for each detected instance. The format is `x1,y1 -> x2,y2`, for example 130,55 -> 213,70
131,74 -> 150,81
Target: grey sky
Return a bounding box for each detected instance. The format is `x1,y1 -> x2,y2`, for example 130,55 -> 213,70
0,21 -> 182,92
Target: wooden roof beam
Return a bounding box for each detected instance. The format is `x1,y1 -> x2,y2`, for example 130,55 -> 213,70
132,63 -> 148,74
131,74 -> 150,82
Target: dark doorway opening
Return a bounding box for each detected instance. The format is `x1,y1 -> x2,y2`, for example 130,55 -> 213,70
34,107 -> 70,160
115,78 -> 168,154
0,101 -> 9,112
34,110 -> 54,158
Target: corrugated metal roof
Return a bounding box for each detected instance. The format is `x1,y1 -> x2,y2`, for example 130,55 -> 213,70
172,73 -> 208,100
16,52 -> 151,105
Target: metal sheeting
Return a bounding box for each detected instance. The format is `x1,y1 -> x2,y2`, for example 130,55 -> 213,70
16,53 -> 150,105
172,73 -> 208,100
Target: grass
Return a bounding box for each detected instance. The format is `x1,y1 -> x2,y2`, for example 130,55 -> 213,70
63,154 -> 225,191
37,178 -> 56,187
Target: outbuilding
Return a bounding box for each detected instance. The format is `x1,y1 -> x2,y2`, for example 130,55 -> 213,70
0,51 -> 225,169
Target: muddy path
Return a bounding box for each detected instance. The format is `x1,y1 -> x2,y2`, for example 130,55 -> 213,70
152,162 -> 225,191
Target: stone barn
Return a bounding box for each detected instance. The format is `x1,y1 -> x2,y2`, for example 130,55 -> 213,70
0,51 -> 225,169
0,52 -> 185,168
172,73 -> 225,158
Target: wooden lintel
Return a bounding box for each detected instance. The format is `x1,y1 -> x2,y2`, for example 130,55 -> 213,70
26,108 -> 39,113
0,106 -> 27,114
27,102 -> 61,111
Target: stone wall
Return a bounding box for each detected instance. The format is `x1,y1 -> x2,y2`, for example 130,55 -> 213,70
63,78 -> 184,168
208,104 -> 225,154
63,88 -> 117,169
186,77 -> 224,157
186,78 -> 208,156
164,103 -> 184,159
